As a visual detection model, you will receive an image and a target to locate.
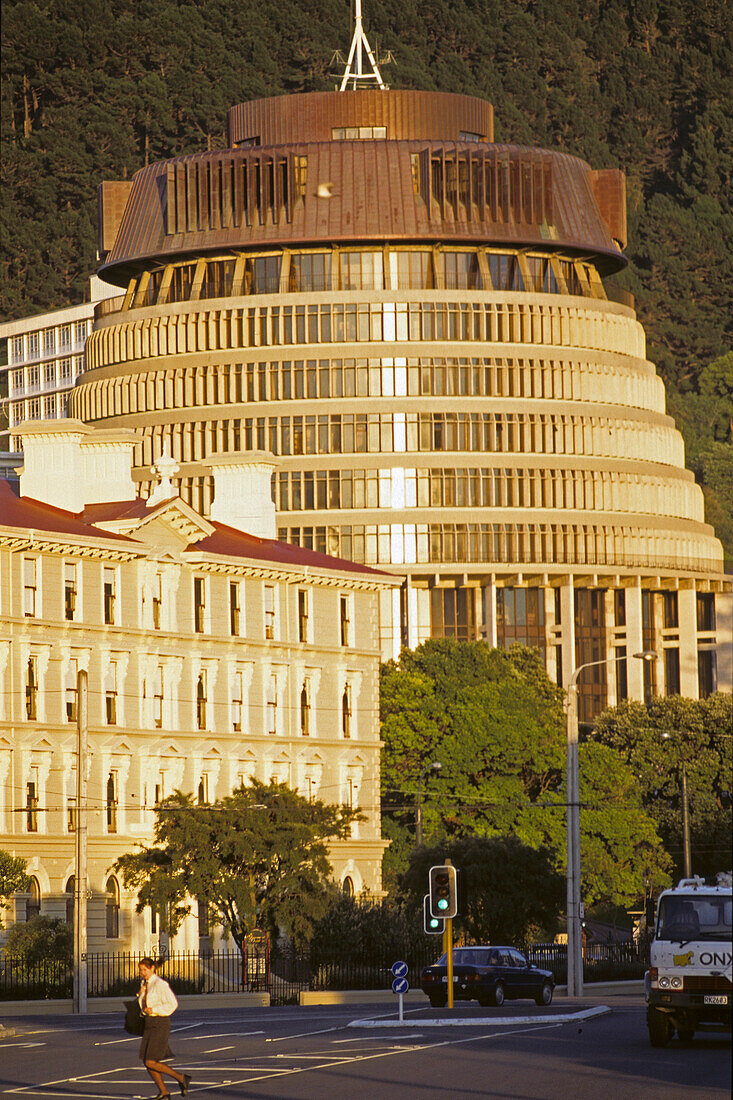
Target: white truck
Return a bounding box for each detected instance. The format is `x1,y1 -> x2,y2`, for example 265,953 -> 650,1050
645,873 -> 732,1046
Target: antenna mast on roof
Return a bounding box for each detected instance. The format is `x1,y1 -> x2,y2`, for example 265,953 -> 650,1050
333,0 -> 391,90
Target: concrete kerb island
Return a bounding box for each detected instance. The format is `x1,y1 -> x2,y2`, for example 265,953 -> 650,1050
349,1005 -> 612,1028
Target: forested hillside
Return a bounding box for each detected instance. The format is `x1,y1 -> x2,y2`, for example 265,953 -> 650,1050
2,0 -> 731,555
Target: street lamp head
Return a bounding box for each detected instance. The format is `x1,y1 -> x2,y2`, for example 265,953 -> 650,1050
633,650 -> 659,662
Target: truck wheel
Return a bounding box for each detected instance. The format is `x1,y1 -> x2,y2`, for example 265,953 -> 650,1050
648,1007 -> 672,1048
677,1028 -> 695,1043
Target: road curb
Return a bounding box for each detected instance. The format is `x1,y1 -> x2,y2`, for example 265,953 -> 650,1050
348,1005 -> 612,1028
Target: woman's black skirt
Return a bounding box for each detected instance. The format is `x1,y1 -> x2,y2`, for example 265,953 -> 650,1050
139,1015 -> 173,1062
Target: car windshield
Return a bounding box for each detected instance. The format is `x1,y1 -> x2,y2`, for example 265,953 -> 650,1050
656,894 -> 732,942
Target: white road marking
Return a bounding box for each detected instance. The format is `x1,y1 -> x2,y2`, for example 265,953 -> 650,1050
203,1045 -> 234,1053
178,1029 -> 264,1040
0,1041 -> 45,1047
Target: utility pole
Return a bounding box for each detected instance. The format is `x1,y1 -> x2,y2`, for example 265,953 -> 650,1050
74,669 -> 88,1014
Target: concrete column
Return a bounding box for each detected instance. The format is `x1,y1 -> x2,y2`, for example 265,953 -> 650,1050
483,577 -> 498,647
560,576 -> 575,689
626,581 -> 645,701
678,585 -> 698,698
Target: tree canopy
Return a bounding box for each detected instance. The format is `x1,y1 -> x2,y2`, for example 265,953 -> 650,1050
590,694 -> 733,880
0,850 -> 29,929
5,914 -> 73,965
380,640 -> 670,911
398,836 -> 564,944
114,779 -> 360,950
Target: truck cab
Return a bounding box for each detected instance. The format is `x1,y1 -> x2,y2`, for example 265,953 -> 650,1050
645,873 -> 732,1047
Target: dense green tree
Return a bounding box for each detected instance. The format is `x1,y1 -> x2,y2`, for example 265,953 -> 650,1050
380,640 -> 670,909
591,694 -> 733,879
399,836 -> 564,944
5,914 -> 73,966
114,779 -> 360,950
0,850 -> 29,929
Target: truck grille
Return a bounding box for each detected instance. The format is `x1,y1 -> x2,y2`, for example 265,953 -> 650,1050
684,976 -> 732,992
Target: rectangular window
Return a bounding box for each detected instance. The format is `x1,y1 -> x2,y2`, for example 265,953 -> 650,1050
340,594 -> 350,646
698,649 -> 717,698
23,557 -> 37,617
105,663 -> 117,724
25,656 -> 38,720
154,666 -> 163,728
59,324 -> 72,351
64,562 -> 77,621
665,648 -> 681,695
103,567 -> 116,625
298,589 -> 309,642
74,320 -> 88,346
42,329 -> 55,356
232,670 -> 243,731
196,671 -> 207,730
152,572 -> 162,629
229,581 -> 241,636
663,592 -> 679,630
26,778 -> 39,832
264,584 -> 275,639
267,674 -> 277,734
696,593 -> 715,632
65,659 -> 77,722
194,576 -> 206,633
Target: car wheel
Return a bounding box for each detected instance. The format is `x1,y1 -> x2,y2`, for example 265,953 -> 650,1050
491,982 -> 505,1007
677,1028 -> 695,1043
648,1007 -> 672,1048
535,981 -> 553,1006
429,993 -> 447,1009
477,992 -> 491,1008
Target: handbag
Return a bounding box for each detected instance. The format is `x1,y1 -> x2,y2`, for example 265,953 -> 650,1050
123,998 -> 146,1036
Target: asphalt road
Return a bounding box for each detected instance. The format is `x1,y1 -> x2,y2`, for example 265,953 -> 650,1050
1,998 -> 730,1100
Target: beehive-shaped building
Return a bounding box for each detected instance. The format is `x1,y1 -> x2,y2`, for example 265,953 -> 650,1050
69,88 -> 731,720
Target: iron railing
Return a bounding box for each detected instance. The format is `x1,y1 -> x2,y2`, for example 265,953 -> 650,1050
0,941 -> 649,1004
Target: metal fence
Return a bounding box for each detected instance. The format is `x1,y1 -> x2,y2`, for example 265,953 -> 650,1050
0,941 -> 649,1004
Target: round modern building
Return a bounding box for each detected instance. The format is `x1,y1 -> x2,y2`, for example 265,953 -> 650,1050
71,88 -> 731,721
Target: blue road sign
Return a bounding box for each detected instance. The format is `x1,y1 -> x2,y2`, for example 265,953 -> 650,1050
391,960 -> 408,977
392,976 -> 409,994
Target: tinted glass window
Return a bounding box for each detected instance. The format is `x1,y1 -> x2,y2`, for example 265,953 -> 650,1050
511,950 -> 528,967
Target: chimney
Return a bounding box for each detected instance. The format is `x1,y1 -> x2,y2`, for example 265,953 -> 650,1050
17,420 -> 138,512
206,451 -> 279,539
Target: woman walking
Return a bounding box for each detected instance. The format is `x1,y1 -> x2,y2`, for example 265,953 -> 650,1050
137,957 -> 192,1099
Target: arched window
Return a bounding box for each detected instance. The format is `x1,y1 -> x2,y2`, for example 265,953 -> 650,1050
300,685 -> 310,736
65,876 -> 75,925
105,876 -> 120,939
106,772 -> 118,833
26,876 -> 41,921
342,876 -> 354,898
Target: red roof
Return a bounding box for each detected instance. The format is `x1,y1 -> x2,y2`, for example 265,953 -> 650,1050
0,482 -> 137,544
0,483 -> 393,579
191,517 -> 393,579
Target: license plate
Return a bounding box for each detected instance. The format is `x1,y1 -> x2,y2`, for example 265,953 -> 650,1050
704,995 -> 728,1005
441,976 -> 459,983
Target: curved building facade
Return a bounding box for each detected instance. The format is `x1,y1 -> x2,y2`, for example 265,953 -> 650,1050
69,89 -> 731,720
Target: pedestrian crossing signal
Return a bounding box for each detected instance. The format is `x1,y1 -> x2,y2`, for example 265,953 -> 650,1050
423,893 -> 445,934
429,864 -> 458,919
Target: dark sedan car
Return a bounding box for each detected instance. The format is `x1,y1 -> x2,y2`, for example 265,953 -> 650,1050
420,946 -> 554,1008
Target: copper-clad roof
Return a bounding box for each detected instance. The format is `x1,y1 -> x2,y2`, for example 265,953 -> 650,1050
228,89 -> 494,145
100,139 -> 626,282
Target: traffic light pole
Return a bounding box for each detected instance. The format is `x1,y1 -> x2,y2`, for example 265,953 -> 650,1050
445,858 -> 453,1009
445,916 -> 454,1009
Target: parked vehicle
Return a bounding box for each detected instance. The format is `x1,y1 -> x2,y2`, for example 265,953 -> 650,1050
645,873 -> 732,1047
420,946 -> 554,1008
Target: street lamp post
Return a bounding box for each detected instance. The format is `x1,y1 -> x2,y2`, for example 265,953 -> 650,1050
565,649 -> 658,998
661,733 -> 692,878
416,761 -> 442,847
